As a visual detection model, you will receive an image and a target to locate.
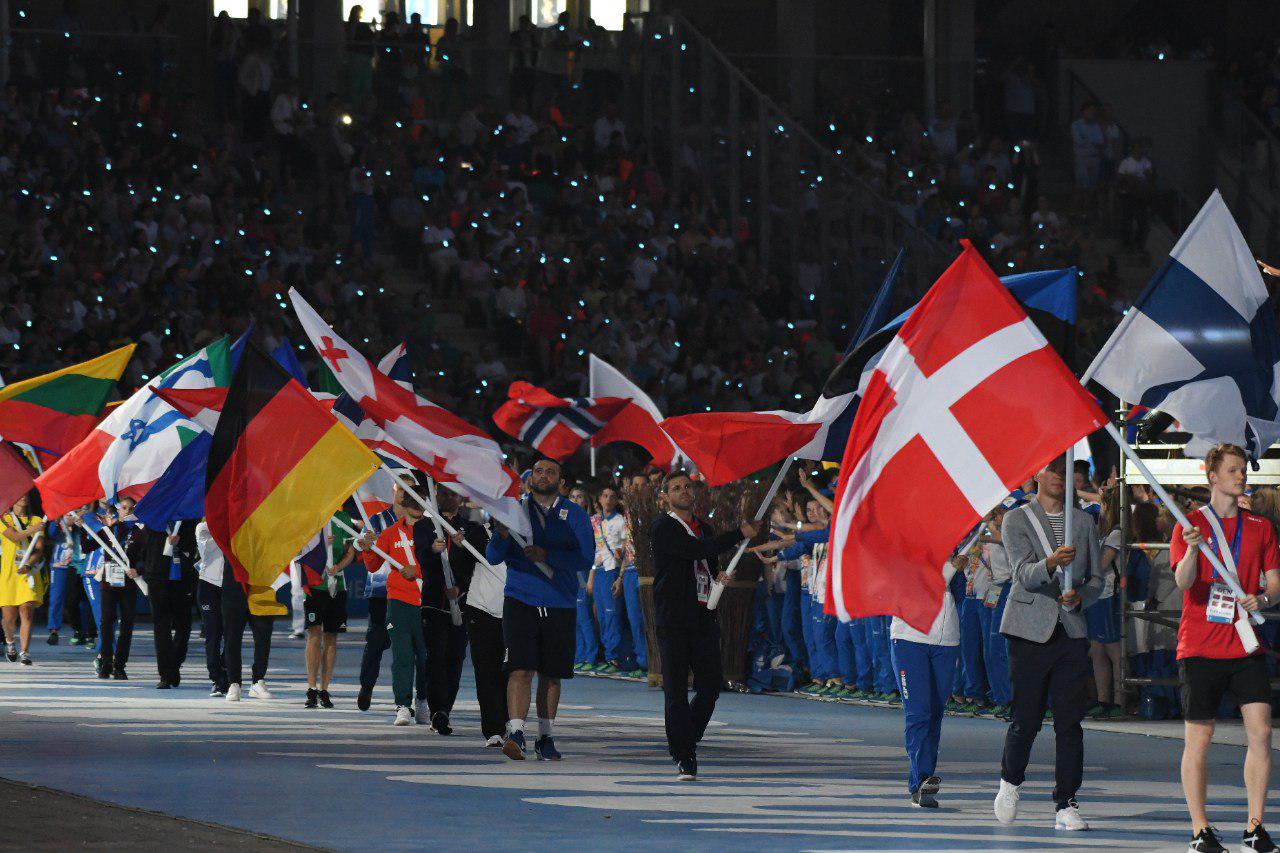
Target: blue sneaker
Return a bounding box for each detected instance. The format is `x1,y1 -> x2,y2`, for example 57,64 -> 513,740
534,735 -> 562,761
502,730 -> 526,761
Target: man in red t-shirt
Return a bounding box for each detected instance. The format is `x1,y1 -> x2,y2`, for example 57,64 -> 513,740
1170,444 -> 1280,853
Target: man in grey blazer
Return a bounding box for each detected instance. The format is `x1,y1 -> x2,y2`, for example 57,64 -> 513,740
993,455 -> 1103,832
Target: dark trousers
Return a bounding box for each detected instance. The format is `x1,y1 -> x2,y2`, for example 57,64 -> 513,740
465,604 -> 508,739
1000,625 -> 1090,806
388,599 -> 426,708
221,579 -> 273,685
657,617 -> 723,762
148,571 -> 195,684
360,596 -> 390,691
198,580 -> 227,689
423,607 -> 468,719
99,579 -> 139,671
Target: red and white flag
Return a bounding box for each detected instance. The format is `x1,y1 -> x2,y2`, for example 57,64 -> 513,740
588,354 -> 684,471
825,242 -> 1106,632
289,288 -> 530,539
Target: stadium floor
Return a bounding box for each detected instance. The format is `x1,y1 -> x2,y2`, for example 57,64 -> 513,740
0,620 -> 1253,851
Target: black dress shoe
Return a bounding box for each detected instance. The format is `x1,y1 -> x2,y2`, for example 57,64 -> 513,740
155,681 -> 173,690
112,669 -> 127,680
357,686 -> 372,711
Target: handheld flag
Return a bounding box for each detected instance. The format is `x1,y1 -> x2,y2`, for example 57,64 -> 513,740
1087,190 -> 1280,460
204,343 -> 378,616
826,241 -> 1106,632
588,354 -> 684,470
36,340 -> 231,519
0,344 -> 136,456
493,381 -> 628,461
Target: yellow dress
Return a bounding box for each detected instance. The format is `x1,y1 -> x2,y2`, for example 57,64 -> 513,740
0,514 -> 46,607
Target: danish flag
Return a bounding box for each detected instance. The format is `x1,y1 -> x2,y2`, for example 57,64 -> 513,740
825,242 -> 1106,632
289,289 -> 530,539
492,381 -> 628,462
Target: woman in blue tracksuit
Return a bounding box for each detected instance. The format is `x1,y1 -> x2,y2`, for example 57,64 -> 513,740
889,554 -> 966,808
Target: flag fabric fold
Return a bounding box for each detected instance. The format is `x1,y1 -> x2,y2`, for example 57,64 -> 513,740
0,344 -> 136,456
1087,190 -> 1280,460
289,288 -> 530,538
826,241 -> 1106,633
36,340 -> 231,519
493,381 -> 628,462
204,343 -> 378,616
0,442 -> 36,514
588,354 -> 683,470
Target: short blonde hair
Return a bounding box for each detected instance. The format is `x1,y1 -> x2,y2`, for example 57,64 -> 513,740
1205,444 -> 1248,480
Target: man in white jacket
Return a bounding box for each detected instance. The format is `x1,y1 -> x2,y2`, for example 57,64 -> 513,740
888,538 -> 970,808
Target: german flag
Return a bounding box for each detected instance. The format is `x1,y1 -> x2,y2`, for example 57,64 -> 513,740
0,344 -> 135,456
205,343 -> 378,615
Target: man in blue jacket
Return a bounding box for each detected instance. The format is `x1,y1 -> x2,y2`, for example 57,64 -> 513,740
487,457 -> 593,762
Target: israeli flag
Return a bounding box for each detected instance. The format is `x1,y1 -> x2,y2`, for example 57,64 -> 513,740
1089,190 -> 1280,459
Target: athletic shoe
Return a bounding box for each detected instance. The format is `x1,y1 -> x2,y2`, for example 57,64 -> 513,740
70,633 -> 85,646
226,683 -> 242,701
887,692 -> 903,706
1054,799 -> 1088,831
289,630 -> 305,640
1244,823 -> 1279,852
994,779 -> 1021,824
573,663 -> 587,672
19,653 -> 32,666
394,706 -> 413,726
46,631 -> 58,646
485,735 -> 504,748
600,662 -> 620,675
534,735 -> 561,761
503,730 -> 527,760
94,656 -> 104,676
210,685 -> 226,697
676,757 -> 697,781
1044,709 -> 1054,721
992,704 -> 1012,720
1104,703 -> 1126,719
970,700 -> 994,715
911,788 -> 939,808
1086,702 -> 1105,718
431,712 -> 453,736
357,687 -> 372,711
318,690 -> 333,709
304,688 -> 319,708
155,681 -> 172,690
112,669 -> 127,681
415,699 -> 429,724
627,669 -> 646,678
5,643 -> 15,662
97,666 -> 111,680
249,680 -> 273,700
1186,826 -> 1226,852
946,699 -> 967,713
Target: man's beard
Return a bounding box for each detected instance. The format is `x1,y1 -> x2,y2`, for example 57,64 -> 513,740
530,482 -> 559,496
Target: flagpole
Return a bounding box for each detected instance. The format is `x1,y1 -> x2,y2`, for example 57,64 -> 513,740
331,514 -> 407,572
589,358 -> 597,478
707,457 -> 794,611
1102,422 -> 1263,641
426,477 -> 465,627
378,463 -> 493,571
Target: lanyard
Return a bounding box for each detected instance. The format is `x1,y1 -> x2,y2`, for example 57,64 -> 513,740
1203,506 -> 1244,583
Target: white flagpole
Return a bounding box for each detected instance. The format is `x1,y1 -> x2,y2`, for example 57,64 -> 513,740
331,514 -> 406,572
378,463 -> 492,570
426,477 -> 464,627
706,457 -> 794,611
1103,422 -> 1263,642
589,358 -> 597,478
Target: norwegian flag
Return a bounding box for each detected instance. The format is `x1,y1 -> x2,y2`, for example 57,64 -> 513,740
289,288 -> 531,538
493,381 -> 628,462
825,242 -> 1106,632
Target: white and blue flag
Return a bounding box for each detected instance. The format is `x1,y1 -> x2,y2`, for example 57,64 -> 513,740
1089,190 -> 1280,459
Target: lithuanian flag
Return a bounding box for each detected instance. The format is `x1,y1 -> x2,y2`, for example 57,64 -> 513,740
0,344 -> 135,456
205,343 -> 378,615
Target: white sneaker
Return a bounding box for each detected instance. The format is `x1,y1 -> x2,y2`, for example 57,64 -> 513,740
226,683 -> 242,702
993,779 -> 1020,824
394,706 -> 413,726
249,680 -> 273,700
415,699 -> 429,724
1054,799 -> 1088,831
485,735 -> 504,747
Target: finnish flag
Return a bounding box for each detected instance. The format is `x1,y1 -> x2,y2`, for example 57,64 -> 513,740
1089,190 -> 1280,459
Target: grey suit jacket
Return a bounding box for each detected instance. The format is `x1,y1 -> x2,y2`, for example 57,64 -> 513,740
998,501 -> 1104,643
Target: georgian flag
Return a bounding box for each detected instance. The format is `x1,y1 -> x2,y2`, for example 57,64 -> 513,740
826,242 -> 1105,631
289,288 -> 530,539
1089,190 -> 1280,460
493,381 -> 628,462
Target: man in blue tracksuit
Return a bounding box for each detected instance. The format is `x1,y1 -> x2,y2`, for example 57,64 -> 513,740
487,457 -> 593,762
890,553 -> 967,807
